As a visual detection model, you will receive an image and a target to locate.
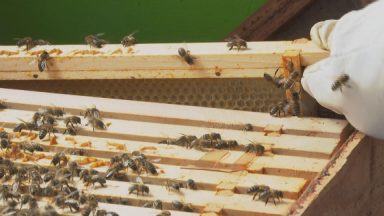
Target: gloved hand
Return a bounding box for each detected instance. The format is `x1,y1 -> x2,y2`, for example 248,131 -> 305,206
301,0 -> 384,140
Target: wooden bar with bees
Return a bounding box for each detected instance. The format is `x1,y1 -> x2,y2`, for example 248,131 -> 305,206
0,87 -> 364,216
0,40 -> 328,80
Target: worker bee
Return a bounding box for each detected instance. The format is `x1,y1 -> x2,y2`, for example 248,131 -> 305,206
14,120 -> 38,132
51,151 -> 68,167
16,37 -> 34,50
41,113 -> 56,125
64,116 -> 81,127
270,100 -> 290,117
156,211 -> 171,216
244,143 -> 265,156
142,199 -> 163,210
86,117 -> 106,131
172,200 -> 194,212
291,92 -> 301,117
0,100 -> 6,110
33,39 -> 51,46
165,179 -> 183,193
39,123 -> 57,139
247,184 -> 270,200
38,107 -> 65,117
63,124 -> 78,135
85,33 -> 108,48
96,209 -> 119,216
215,140 -> 238,150
0,138 -> 10,151
282,71 -> 300,90
121,31 -> 138,47
332,74 -> 350,92
67,161 -> 79,180
20,194 -> 32,209
178,47 -> 194,65
243,123 -> 253,131
128,177 -> 149,196
142,159 -> 158,175
19,141 -> 44,154
83,106 -> 101,119
226,35 -> 247,51
200,132 -> 221,140
38,51 -> 50,72
55,194 -> 80,212
186,179 -> 197,190
259,189 -> 284,205
83,173 -> 107,188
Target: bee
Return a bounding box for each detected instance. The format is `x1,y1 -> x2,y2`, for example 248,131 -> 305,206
259,189 -> 284,205
64,116 -> 81,127
263,71 -> 284,89
215,140 -> 238,150
16,37 -> 34,50
244,143 -> 265,156
282,71 -> 300,90
0,138 -> 10,151
41,205 -> 59,216
165,179 -> 183,193
0,167 -> 5,179
142,160 -> 158,175
291,92 -> 301,117
38,51 -> 50,72
63,124 -> 78,135
175,135 -> 197,149
128,177 -> 149,196
39,123 -> 57,139
20,194 -> 32,209
43,171 -> 56,183
156,211 -> 171,216
83,106 -> 101,119
83,174 -> 107,188
243,123 -> 253,131
186,179 -> 197,190
14,121 -> 38,132
172,200 -> 194,212
19,141 -> 44,154
96,209 -> 119,216
68,161 -> 79,180
178,48 -> 194,65
247,184 -> 270,200
0,131 -> 8,139
270,100 -> 290,117
86,117 -> 106,131
85,33 -> 108,48
226,35 -> 247,51
142,199 -> 163,210
0,100 -> 6,109
332,74 -> 350,92
51,152 -> 68,167
38,107 -> 65,117
33,39 -> 51,46
68,148 -> 85,156
121,31 -> 138,47
200,132 -> 221,140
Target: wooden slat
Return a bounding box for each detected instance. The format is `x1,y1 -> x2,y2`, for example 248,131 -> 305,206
0,108 -> 340,159
0,41 -> 327,76
0,88 -> 348,138
226,0 -> 316,41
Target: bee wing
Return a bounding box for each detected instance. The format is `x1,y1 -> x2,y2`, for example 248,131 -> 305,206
12,181 -> 19,193
129,30 -> 139,36
135,176 -> 144,183
95,33 -> 105,37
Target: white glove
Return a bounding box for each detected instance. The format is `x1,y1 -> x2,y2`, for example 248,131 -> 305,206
301,0 -> 384,140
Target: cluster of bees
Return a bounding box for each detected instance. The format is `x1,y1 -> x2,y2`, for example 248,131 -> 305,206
158,131 -> 266,156
15,33 -> 247,72
0,154 -> 118,216
247,185 -> 283,205
12,106 -> 107,142
264,60 -> 302,117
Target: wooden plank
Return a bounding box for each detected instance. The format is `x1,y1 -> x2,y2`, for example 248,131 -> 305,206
7,130 -> 307,199
0,41 -> 327,75
0,108 -> 340,158
0,88 -> 348,138
226,0 -> 316,41
247,155 -> 328,180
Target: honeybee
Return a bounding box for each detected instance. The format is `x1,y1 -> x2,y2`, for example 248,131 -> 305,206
291,92 -> 301,117
259,189 -> 284,205
178,48 -> 194,65
226,35 -> 247,51
16,37 -> 34,50
247,184 -> 270,200
38,51 -> 50,72
86,117 -> 106,131
243,123 -> 253,132
244,143 -> 265,156
121,31 -> 138,47
165,179 -> 183,193
332,74 -> 350,92
128,177 -> 149,196
85,33 -> 108,48
270,100 -> 289,117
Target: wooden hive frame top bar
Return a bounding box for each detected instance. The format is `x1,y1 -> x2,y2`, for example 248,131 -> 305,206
0,40 -> 328,80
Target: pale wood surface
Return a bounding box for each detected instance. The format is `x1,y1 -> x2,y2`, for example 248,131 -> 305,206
0,41 -> 328,80
0,88 -> 348,138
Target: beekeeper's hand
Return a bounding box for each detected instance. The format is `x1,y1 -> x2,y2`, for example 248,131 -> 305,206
301,0 -> 384,140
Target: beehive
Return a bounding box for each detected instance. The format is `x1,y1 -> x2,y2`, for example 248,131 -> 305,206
0,88 -> 363,216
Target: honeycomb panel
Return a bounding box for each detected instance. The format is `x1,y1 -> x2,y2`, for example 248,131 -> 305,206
0,79 -> 286,112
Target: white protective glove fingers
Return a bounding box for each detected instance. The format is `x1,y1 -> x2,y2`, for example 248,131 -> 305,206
309,20 -> 338,51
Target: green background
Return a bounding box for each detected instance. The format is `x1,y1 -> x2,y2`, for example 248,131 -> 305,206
0,0 -> 266,45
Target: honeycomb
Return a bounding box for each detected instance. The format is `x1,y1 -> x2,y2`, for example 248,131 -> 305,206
0,79 -> 285,112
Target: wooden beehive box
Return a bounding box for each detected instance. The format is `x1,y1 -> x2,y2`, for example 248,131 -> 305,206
0,88 -> 365,216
